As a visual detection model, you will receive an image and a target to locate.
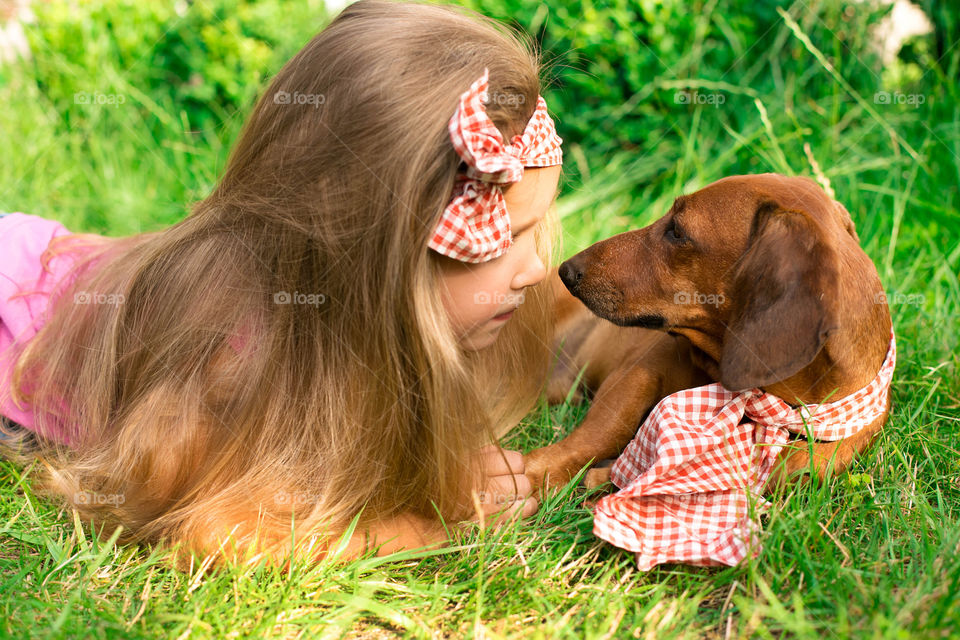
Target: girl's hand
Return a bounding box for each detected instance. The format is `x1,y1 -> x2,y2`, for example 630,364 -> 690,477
471,444 -> 539,526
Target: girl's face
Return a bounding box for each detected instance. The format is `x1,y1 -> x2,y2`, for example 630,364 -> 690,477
435,165 -> 561,351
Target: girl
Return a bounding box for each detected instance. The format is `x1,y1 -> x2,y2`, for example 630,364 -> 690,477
0,0 -> 564,565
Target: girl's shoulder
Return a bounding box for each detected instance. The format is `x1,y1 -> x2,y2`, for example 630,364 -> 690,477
0,212 -> 86,439
0,211 -> 73,247
0,211 -> 70,270
0,211 -> 106,324
0,212 -> 76,288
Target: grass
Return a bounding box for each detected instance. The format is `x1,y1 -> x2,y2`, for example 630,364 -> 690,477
1,0 -> 959,638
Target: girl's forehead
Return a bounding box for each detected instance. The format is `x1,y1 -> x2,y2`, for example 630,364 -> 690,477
504,166 -> 561,203
503,168 -> 560,232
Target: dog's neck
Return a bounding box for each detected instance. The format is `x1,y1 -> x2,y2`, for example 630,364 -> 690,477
676,306 -> 892,406
773,254 -> 894,404
765,316 -> 891,405
672,323 -> 723,381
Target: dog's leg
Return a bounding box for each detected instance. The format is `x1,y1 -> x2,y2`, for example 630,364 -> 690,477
525,366 -> 667,495
544,314 -> 600,406
545,339 -> 587,406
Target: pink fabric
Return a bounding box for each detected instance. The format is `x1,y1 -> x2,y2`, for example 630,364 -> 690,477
0,212 -> 99,444
592,328 -> 896,570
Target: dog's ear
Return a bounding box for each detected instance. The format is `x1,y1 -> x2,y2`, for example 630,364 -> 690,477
719,201 -> 841,392
833,199 -> 860,243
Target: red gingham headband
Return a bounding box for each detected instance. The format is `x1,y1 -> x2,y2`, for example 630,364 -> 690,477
429,68 -> 563,263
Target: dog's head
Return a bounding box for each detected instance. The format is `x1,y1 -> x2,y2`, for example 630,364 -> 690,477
560,173 -> 881,392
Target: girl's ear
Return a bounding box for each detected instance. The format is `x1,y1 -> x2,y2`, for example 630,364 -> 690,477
719,202 -> 841,392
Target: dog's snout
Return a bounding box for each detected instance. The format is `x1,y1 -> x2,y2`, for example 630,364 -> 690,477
558,258 -> 584,292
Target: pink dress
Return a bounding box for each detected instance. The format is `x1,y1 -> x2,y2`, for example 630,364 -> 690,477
1,213 -> 250,446
0,212 -> 102,445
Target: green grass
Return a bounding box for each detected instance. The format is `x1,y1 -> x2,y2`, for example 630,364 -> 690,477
2,0 -> 959,638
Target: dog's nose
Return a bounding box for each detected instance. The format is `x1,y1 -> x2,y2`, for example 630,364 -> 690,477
558,258 -> 584,292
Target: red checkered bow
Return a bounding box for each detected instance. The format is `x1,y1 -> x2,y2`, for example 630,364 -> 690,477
592,328 -> 897,571
429,68 -> 563,263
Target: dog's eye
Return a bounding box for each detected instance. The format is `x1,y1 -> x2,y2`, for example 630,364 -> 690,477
665,219 -> 686,244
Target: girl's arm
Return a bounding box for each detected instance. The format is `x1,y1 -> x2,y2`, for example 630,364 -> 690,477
328,445 -> 538,560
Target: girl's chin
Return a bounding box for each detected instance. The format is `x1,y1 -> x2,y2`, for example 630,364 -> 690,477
459,325 -> 505,351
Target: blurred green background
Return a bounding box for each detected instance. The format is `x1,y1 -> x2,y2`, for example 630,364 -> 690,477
2,0 -> 957,243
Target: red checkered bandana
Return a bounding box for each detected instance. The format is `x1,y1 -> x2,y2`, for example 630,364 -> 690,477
592,328 -> 897,571
429,68 -> 563,263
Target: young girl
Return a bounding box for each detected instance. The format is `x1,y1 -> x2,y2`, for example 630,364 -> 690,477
0,0 -> 565,565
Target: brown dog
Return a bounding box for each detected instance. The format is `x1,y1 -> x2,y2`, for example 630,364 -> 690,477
525,173 -> 893,494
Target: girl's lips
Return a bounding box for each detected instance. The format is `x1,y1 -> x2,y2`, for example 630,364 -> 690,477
492,308 -> 516,321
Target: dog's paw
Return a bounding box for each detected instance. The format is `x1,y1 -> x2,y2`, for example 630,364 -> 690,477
523,446 -> 585,498
522,447 -> 554,495
583,467 -> 612,491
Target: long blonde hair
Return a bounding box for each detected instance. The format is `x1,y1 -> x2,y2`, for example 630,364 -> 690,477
0,0 -> 561,565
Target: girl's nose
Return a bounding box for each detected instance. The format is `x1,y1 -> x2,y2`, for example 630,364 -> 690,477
513,252 -> 547,290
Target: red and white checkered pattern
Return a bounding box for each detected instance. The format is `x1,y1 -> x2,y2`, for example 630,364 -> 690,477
429,68 -> 563,264
592,328 -> 897,570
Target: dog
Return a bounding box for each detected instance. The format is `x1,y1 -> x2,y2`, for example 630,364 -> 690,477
525,173 -> 893,495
